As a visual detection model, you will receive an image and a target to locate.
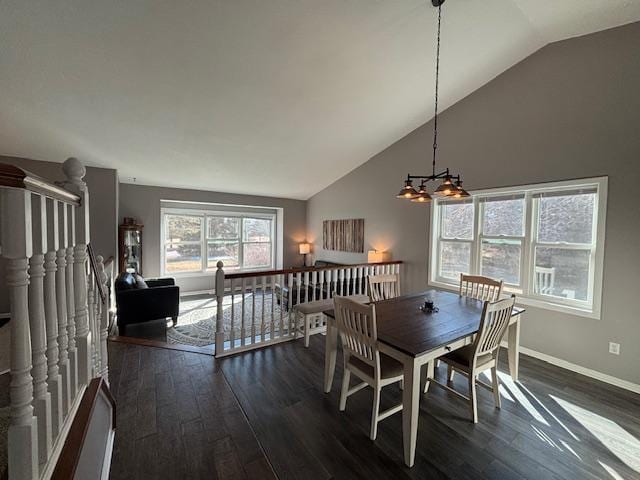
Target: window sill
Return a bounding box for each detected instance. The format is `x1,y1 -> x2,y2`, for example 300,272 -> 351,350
427,280 -> 601,320
163,267 -> 276,279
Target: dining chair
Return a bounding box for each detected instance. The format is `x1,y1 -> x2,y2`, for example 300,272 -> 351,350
459,274 -> 503,302
367,274 -> 401,302
425,296 -> 516,423
334,296 -> 404,440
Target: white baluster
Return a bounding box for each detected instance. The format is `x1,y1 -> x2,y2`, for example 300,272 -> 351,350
229,278 -> 235,347
214,262 -> 225,355
2,189 -> 39,479
241,278 -> 247,346
251,277 -> 257,343
44,198 -> 62,437
270,274 -> 276,339
63,158 -> 91,387
303,271 -> 309,304
56,202 -> 71,415
28,195 -> 52,465
97,256 -> 109,380
287,273 -> 293,334
260,276 -> 266,341
65,204 -> 78,399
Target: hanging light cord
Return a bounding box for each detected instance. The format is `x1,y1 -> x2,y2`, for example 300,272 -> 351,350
432,3 -> 442,176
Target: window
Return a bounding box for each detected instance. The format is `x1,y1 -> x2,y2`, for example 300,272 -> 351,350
430,177 -> 607,318
162,207 -> 276,275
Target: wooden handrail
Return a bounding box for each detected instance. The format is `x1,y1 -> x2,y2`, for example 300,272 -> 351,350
0,160 -> 81,205
224,260 -> 403,280
51,376 -> 115,480
103,256 -> 115,269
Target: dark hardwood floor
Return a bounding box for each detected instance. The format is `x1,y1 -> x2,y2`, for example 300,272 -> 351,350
108,337 -> 640,480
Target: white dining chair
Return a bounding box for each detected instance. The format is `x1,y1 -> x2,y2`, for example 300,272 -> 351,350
334,296 -> 404,440
425,296 -> 516,423
367,274 -> 400,302
459,274 -> 503,302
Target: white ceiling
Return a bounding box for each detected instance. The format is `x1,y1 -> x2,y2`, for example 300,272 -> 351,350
1,0 -> 639,200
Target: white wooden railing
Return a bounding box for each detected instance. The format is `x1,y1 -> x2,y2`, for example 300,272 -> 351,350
213,261 -> 402,357
0,158 -> 112,479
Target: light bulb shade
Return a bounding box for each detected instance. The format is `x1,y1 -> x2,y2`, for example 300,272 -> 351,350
396,180 -> 420,199
434,176 -> 455,196
410,191 -> 432,203
367,250 -> 390,263
299,243 -> 310,255
451,180 -> 470,199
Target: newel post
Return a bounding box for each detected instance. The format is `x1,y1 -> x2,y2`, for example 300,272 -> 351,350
214,261 -> 225,356
1,188 -> 39,479
62,158 -> 92,387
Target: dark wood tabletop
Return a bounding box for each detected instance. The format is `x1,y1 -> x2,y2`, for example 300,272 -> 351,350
325,289 -> 524,357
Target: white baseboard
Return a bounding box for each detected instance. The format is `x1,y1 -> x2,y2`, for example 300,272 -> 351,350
504,341 -> 640,394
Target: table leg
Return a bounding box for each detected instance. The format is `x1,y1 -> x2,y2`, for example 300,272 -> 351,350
402,358 -> 421,468
507,317 -> 521,381
324,320 -> 338,393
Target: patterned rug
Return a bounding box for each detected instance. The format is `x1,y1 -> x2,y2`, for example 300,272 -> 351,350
166,293 -> 292,347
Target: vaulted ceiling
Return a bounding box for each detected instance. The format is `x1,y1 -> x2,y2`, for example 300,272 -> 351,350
1,0 -> 639,199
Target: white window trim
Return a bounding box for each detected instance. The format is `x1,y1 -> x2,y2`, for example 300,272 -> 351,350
161,206 -> 277,277
428,177 -> 608,320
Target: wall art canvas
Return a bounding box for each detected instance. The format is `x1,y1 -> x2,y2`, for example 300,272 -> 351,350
322,219 -> 364,253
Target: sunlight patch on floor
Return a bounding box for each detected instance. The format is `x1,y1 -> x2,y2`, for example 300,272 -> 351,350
517,381 -> 579,441
496,371 -> 549,425
598,461 -> 625,480
551,395 -> 640,474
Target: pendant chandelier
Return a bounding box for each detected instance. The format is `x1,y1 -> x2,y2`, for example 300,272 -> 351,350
396,0 -> 470,203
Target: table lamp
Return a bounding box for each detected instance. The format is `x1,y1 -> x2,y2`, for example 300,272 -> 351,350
299,243 -> 310,266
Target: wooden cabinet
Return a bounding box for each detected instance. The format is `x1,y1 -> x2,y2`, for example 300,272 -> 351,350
119,218 -> 143,275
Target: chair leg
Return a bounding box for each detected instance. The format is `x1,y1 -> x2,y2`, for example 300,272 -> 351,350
339,368 -> 351,411
447,364 -> 455,383
491,366 -> 501,409
423,360 -> 434,394
370,386 -> 381,440
468,373 -> 478,424
304,314 -> 311,348
172,316 -> 178,326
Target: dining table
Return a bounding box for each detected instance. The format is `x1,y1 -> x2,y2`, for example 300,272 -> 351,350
323,288 -> 525,468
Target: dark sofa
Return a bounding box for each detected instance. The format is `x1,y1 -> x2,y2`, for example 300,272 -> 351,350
115,275 -> 180,334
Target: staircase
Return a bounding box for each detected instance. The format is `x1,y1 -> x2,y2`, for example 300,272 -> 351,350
0,158 -> 115,480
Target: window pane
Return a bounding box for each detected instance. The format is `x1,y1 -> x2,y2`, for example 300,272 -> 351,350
537,193 -> 595,244
165,244 -> 202,273
166,214 -> 202,242
482,198 -> 524,236
481,239 -> 521,285
243,218 -> 272,242
243,243 -> 271,268
439,241 -> 471,279
207,242 -> 239,268
534,247 -> 591,301
441,203 -> 474,240
208,217 -> 239,239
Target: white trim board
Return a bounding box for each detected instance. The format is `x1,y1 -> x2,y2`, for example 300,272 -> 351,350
503,341 -> 640,394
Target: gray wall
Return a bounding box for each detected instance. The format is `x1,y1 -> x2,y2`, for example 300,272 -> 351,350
0,157 -> 118,312
119,183 -> 307,293
307,23 -> 640,384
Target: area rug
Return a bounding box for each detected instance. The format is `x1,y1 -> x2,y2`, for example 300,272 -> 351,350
166,293 -> 291,347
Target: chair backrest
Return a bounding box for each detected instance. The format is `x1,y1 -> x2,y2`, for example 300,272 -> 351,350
333,296 -> 379,371
473,296 -> 516,359
459,274 -> 503,302
368,274 -> 400,302
534,266 -> 555,295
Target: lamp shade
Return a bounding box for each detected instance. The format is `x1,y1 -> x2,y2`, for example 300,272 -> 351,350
299,243 -> 311,255
368,250 -> 390,263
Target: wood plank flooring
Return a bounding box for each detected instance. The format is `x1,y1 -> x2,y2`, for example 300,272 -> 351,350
108,337 -> 640,480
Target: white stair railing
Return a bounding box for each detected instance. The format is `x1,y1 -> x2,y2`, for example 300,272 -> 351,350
213,261 -> 402,357
0,157 -> 112,479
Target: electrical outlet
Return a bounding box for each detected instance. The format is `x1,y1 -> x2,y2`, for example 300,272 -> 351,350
609,342 -> 620,355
